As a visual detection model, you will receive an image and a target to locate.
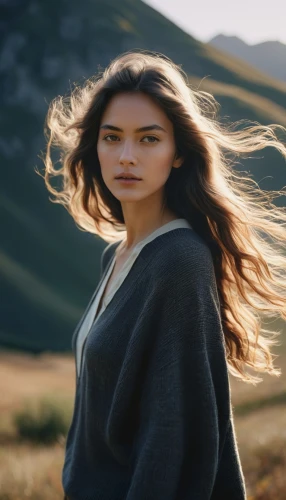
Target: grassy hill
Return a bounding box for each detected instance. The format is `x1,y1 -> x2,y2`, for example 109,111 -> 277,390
1,0 -> 285,352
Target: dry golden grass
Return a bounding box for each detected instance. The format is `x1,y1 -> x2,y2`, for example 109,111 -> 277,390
0,351 -> 75,435
0,346 -> 285,499
0,350 -> 75,499
0,442 -> 65,500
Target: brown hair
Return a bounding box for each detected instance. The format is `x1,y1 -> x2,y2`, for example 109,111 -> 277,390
39,49 -> 286,385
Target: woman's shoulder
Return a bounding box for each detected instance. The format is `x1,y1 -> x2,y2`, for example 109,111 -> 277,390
146,229 -> 214,277
142,231 -> 221,334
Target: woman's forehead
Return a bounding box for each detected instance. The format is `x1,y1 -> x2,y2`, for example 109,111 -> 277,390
100,93 -> 172,129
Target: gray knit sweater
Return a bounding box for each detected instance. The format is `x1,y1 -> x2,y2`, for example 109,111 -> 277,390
62,228 -> 247,500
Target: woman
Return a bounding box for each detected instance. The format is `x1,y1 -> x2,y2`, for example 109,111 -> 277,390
41,50 -> 286,499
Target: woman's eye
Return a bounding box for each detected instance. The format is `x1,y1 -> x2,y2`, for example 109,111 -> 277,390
103,135 -> 159,143
104,135 -> 119,141
142,136 -> 159,143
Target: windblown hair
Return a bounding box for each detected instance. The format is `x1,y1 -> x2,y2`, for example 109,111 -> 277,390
40,49 -> 286,385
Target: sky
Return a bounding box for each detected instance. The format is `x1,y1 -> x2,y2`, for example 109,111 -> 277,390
144,0 -> 286,45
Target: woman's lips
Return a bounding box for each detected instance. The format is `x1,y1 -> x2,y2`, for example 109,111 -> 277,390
115,178 -> 142,183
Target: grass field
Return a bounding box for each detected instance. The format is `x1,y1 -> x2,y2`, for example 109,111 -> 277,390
0,343 -> 285,500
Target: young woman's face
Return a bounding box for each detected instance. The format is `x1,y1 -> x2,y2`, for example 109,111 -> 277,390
97,92 -> 182,204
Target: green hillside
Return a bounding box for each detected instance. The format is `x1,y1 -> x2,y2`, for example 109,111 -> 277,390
1,0 -> 285,353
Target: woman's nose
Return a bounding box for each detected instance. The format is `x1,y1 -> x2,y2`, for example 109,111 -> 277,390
119,140 -> 137,164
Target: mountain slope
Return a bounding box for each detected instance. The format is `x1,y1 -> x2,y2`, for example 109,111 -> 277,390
208,34 -> 286,83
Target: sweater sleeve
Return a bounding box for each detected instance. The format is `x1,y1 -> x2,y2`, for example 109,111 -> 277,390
126,245 -> 237,500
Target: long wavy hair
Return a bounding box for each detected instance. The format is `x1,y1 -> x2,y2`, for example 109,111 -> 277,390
39,49 -> 286,385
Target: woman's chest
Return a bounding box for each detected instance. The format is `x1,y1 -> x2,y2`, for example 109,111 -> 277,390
96,252 -> 131,316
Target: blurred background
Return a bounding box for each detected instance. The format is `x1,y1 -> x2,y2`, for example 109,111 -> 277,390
0,0 -> 285,498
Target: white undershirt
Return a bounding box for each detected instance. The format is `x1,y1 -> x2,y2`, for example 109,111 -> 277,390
76,218 -> 192,377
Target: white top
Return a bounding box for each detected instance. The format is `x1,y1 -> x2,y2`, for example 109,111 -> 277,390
76,218 -> 192,377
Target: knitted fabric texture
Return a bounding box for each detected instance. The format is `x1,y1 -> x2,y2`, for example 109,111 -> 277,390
62,228 -> 247,500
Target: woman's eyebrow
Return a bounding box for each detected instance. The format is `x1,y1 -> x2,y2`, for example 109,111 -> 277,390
99,124 -> 167,133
